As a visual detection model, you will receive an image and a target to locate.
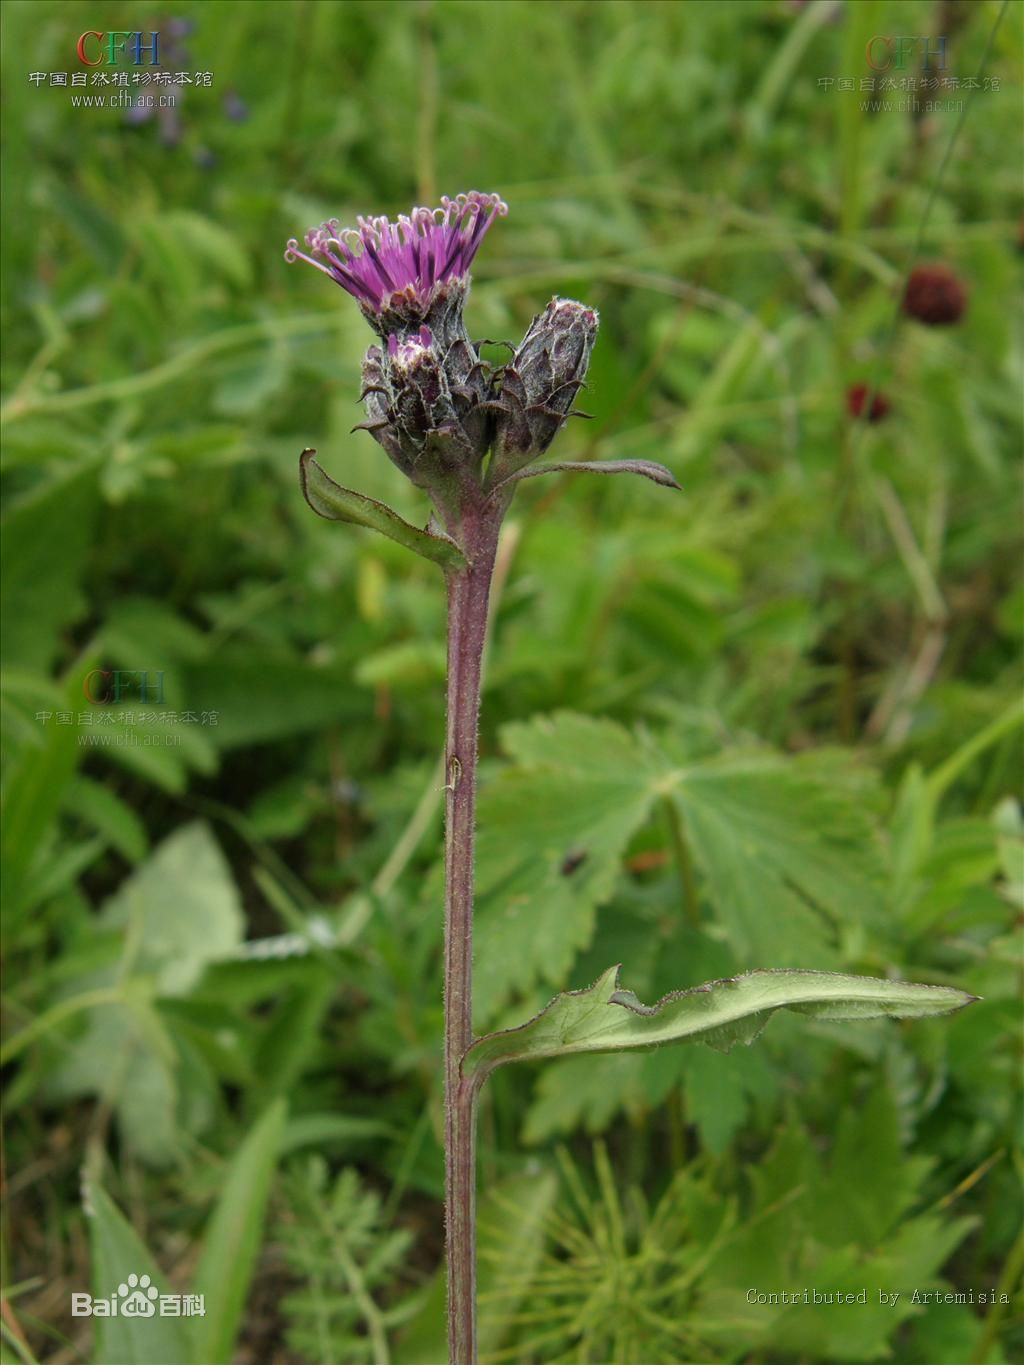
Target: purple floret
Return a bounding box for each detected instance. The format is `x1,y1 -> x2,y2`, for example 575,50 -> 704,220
285,192 -> 507,314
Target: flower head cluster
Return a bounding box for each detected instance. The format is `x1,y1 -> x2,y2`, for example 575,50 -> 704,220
358,323 -> 492,506
288,194 -> 603,520
286,192 -> 507,344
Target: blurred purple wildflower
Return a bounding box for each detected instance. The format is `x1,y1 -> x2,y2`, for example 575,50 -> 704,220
124,15 -> 191,145
126,94 -> 184,146
223,90 -> 249,122
285,192 -> 507,341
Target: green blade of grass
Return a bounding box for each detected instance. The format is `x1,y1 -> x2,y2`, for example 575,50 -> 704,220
190,1098 -> 288,1365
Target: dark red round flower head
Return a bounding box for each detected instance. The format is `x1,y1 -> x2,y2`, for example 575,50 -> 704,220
847,382 -> 891,423
902,263 -> 968,326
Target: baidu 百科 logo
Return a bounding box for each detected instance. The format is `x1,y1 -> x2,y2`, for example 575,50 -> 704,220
71,1271 -> 205,1318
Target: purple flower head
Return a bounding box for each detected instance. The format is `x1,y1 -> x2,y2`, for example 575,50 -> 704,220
285,192 -> 507,343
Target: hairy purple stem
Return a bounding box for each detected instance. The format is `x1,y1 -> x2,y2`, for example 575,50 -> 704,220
443,501 -> 502,1365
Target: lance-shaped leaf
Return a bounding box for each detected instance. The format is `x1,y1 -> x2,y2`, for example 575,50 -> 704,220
299,449 -> 467,570
491,458 -> 680,496
461,966 -> 976,1086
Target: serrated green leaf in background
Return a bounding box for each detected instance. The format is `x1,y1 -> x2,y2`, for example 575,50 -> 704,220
697,1089 -> 978,1362
472,712 -> 670,1023
521,1051 -> 648,1145
673,754 -> 887,966
470,713 -> 892,1023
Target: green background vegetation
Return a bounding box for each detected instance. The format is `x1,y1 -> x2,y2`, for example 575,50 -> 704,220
2,1 -> 1021,1361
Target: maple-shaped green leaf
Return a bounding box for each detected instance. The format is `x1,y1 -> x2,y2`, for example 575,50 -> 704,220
299,449 -> 466,570
697,1091 -> 977,1362
462,965 -> 976,1086
672,754 -> 887,966
471,714 -> 671,1023
469,713 -> 888,1023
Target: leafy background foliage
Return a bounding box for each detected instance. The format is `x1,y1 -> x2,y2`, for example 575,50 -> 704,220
2,1 -> 1021,1362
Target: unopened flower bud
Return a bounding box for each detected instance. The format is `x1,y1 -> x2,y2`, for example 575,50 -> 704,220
493,298 -> 598,476
357,326 -> 491,499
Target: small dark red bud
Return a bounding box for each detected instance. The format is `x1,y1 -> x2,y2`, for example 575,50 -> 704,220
847,382 -> 891,423
902,263 -> 968,326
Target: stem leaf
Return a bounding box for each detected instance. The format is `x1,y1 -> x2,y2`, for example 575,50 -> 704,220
299,450 -> 467,570
493,458 -> 681,493
462,965 -> 977,1085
